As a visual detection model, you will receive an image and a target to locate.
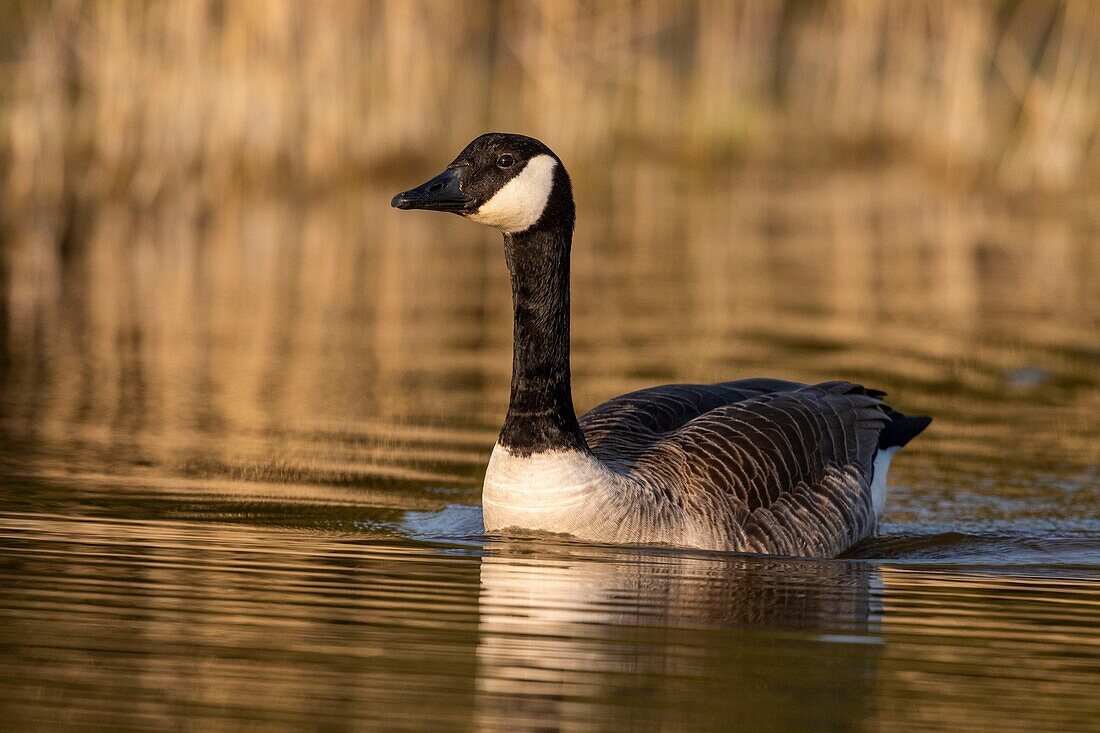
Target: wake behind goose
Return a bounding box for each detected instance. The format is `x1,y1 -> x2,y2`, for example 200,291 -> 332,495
392,133 -> 931,557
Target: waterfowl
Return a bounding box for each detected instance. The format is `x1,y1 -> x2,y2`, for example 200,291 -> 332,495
392,133 -> 931,557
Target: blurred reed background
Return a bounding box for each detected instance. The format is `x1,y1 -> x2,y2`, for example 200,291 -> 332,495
0,0 -> 1097,499
5,0 -> 1100,211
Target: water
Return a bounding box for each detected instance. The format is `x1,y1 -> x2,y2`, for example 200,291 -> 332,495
1,165 -> 1098,731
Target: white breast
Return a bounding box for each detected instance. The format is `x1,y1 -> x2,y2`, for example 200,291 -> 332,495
481,444 -> 730,548
467,154 -> 557,233
482,443 -> 623,538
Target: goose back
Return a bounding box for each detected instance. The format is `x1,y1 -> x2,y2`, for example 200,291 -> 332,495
579,380 -> 923,556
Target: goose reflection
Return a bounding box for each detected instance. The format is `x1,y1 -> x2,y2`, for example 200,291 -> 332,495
475,540 -> 883,731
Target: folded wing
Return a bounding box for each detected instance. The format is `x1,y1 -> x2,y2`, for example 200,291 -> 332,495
581,380 -> 898,556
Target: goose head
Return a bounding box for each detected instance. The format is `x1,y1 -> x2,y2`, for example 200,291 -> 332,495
391,133 -> 572,235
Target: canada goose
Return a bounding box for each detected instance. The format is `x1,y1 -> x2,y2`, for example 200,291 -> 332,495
392,133 -> 931,557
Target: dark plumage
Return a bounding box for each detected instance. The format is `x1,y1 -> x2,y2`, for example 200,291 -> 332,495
582,379 -> 926,555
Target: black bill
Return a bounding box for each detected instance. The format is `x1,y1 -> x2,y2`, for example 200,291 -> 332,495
391,166 -> 472,212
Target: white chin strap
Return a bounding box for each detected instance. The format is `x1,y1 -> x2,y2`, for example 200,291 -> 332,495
467,155 -> 557,234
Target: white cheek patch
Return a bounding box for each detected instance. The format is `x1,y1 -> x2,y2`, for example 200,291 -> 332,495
467,154 -> 557,233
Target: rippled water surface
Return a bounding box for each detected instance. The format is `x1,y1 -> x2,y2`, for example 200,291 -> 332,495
2,166 -> 1098,730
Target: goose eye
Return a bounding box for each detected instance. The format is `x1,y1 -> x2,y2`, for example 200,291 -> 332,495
496,154 -> 515,168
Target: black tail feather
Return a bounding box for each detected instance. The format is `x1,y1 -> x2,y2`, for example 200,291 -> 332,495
878,411 -> 932,450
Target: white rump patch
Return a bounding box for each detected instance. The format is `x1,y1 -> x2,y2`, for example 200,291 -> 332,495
870,447 -> 898,521
467,154 -> 557,233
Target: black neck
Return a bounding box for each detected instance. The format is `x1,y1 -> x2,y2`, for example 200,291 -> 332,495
498,203 -> 587,456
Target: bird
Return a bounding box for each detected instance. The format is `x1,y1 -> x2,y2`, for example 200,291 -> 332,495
391,132 -> 931,557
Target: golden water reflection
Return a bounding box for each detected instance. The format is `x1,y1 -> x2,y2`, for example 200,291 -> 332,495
2,511 -> 1096,731
3,166 -> 1097,507
474,540 -> 1100,732
1,163 -> 1098,730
